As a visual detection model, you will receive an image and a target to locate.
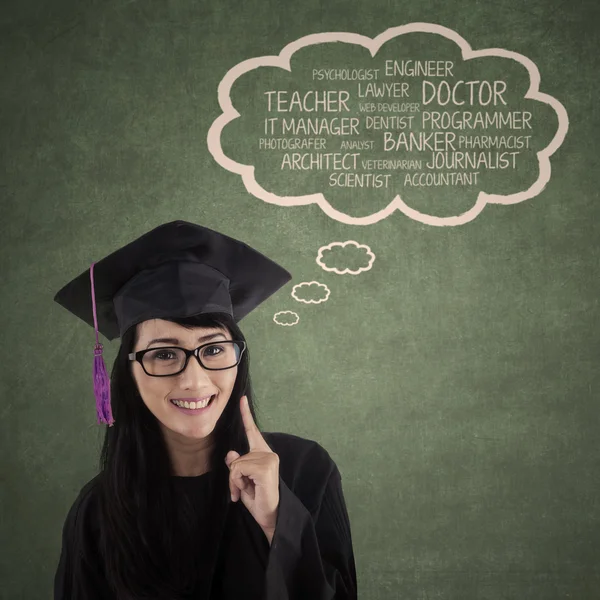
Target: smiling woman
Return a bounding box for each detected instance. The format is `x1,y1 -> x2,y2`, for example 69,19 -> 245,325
129,323 -> 242,457
52,221 -> 358,600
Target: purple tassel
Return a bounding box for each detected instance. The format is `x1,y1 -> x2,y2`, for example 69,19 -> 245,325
90,261 -> 115,426
93,343 -> 114,426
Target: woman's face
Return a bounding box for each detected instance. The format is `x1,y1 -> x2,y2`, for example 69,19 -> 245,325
131,318 -> 238,441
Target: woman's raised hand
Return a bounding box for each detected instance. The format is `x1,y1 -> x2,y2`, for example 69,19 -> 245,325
225,396 -> 280,543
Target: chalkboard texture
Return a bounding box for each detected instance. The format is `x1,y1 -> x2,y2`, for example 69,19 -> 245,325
1,0 -> 598,598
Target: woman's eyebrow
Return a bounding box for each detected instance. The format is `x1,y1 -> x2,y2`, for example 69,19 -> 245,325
145,332 -> 227,348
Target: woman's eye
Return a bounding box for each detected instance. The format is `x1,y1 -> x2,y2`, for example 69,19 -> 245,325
204,345 -> 223,355
154,351 -> 175,360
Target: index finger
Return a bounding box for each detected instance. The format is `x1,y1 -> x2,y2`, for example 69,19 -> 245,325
240,395 -> 269,452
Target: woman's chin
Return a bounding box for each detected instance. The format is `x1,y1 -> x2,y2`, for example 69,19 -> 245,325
153,395 -> 229,440
154,416 -> 212,440
171,421 -> 215,440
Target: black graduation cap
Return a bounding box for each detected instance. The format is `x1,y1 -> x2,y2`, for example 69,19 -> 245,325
54,220 -> 292,340
53,220 -> 292,425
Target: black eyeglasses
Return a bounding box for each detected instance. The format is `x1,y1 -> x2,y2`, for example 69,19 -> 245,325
128,340 -> 246,377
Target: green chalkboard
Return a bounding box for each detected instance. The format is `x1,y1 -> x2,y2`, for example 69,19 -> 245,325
1,0 -> 599,598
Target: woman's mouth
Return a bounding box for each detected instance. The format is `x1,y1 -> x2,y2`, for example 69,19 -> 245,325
169,395 -> 215,414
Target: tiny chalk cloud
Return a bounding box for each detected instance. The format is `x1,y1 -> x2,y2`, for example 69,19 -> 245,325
291,281 -> 331,304
316,241 -> 375,274
273,311 -> 300,326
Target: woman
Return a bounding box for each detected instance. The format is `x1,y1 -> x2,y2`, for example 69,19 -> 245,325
53,220 -> 357,599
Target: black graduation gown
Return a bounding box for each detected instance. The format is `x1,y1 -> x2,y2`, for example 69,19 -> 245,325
54,432 -> 358,599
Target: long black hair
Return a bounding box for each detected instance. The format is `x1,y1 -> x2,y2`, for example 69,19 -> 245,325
97,312 -> 258,599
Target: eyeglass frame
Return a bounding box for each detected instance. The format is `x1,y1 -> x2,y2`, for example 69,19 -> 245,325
128,340 -> 247,377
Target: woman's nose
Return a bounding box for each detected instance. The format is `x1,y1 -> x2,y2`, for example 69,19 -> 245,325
178,354 -> 213,387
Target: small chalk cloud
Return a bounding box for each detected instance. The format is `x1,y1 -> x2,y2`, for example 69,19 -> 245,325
316,241 -> 375,275
291,281 -> 331,304
273,311 -> 300,326
208,23 -> 568,226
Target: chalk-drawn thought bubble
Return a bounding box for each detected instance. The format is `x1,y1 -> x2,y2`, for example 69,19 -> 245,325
273,311 -> 300,326
291,281 -> 331,304
316,241 -> 375,274
208,24 -> 568,226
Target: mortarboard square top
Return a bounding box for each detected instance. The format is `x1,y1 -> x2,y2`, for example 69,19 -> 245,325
53,220 -> 293,341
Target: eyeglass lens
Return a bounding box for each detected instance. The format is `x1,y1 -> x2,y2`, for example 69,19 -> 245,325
142,342 -> 242,375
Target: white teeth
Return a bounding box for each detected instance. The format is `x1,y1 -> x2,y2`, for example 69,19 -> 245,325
172,397 -> 211,409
